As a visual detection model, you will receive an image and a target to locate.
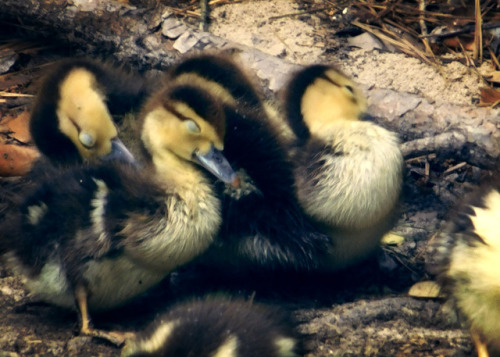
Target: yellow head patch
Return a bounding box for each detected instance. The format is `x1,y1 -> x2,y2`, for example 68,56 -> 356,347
141,102 -> 223,164
301,68 -> 367,135
56,68 -> 117,160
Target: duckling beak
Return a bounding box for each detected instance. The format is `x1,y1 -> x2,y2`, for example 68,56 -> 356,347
101,137 -> 136,165
360,113 -> 375,121
194,145 -> 239,185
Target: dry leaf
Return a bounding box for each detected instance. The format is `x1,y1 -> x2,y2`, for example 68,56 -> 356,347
408,281 -> 444,298
0,144 -> 39,177
3,111 -> 32,144
484,71 -> 500,84
479,87 -> 500,107
381,232 -> 405,246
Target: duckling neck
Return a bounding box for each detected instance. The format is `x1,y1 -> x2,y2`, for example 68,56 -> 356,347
152,152 -> 217,210
306,117 -> 356,140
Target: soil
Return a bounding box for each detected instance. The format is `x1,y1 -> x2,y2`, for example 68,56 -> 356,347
0,0 -> 496,356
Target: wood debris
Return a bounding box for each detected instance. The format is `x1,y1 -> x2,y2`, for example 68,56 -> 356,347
297,0 -> 500,95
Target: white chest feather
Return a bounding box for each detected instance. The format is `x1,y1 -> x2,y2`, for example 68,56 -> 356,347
297,121 -> 403,230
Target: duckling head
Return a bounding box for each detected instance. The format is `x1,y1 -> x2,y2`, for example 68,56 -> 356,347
30,63 -> 135,165
56,68 -> 135,163
140,84 -> 237,185
283,64 -> 367,141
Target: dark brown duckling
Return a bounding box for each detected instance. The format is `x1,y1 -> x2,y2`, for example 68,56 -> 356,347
166,53 -> 330,271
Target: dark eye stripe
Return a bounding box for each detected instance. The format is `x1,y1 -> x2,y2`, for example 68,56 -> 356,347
67,116 -> 81,131
320,74 -> 357,103
163,102 -> 191,122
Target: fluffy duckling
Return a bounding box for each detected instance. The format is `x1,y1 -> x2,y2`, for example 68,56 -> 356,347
281,64 -> 404,270
432,182 -> 500,357
122,297 -> 302,357
29,58 -> 145,165
166,53 -> 329,271
1,82 -> 237,345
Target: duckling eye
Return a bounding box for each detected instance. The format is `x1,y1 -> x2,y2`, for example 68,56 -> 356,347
344,85 -> 354,95
185,119 -> 201,134
79,131 -> 96,148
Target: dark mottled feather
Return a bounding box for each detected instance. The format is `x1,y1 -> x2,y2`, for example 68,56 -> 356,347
123,297 -> 302,357
211,106 -> 330,271
2,162 -> 165,284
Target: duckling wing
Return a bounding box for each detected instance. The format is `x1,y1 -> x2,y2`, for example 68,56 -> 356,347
2,163 -> 162,275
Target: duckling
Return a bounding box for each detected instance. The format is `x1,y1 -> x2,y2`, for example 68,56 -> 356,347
166,53 -> 330,271
281,64 -> 404,270
121,297 -> 302,357
29,58 -> 146,165
1,82 -> 237,345
432,181 -> 500,357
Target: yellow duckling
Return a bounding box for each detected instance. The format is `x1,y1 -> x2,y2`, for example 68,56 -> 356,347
1,82 -> 237,345
433,181 -> 500,357
280,64 -> 404,270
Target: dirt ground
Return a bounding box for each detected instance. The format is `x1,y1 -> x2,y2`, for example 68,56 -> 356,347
0,0 -> 497,356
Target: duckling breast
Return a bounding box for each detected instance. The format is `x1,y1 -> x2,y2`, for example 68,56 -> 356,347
82,255 -> 168,311
5,251 -> 75,309
120,181 -> 222,273
295,120 -> 403,231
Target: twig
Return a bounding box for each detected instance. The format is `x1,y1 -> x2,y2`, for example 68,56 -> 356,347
400,132 -> 467,159
421,21 -> 500,40
268,6 -> 329,21
199,0 -> 209,31
473,0 -> 483,62
443,162 -> 467,175
0,92 -> 33,97
488,47 -> 500,69
352,19 -> 433,65
418,0 -> 433,55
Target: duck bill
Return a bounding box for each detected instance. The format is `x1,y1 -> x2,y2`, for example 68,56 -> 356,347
101,137 -> 136,165
194,145 -> 238,185
360,113 -> 374,121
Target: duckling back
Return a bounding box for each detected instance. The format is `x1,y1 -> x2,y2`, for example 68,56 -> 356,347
122,297 -> 302,357
168,53 -> 263,110
215,104 -> 330,270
